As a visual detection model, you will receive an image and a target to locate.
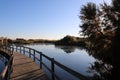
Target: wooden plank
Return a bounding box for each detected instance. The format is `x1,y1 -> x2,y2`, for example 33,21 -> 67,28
10,52 -> 48,80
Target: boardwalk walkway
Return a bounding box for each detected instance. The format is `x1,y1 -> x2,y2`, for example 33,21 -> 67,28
10,52 -> 48,80
1,45 -> 89,80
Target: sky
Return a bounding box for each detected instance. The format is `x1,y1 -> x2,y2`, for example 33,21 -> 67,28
0,0 -> 111,40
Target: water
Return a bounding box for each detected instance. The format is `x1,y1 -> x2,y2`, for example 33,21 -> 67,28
0,53 -> 7,74
24,43 -> 112,80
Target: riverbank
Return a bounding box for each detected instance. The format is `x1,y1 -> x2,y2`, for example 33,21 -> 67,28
11,35 -> 86,47
55,35 -> 86,47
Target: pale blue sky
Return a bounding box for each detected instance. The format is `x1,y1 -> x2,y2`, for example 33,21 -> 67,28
0,0 -> 111,40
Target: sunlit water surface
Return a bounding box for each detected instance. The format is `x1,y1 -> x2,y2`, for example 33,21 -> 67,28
25,43 -> 99,80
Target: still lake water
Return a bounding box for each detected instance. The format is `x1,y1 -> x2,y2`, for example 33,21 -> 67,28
25,43 -> 98,80
0,53 -> 7,74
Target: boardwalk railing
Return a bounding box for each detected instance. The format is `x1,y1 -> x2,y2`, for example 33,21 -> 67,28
13,45 -> 90,80
0,45 -> 14,80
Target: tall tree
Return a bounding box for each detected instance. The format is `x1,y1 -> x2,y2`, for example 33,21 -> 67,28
102,0 -> 120,79
80,2 -> 111,57
79,0 -> 120,79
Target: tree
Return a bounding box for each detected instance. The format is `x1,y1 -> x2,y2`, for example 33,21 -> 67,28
101,0 -> 120,77
80,2 -> 112,60
102,0 -> 120,79
79,0 -> 120,79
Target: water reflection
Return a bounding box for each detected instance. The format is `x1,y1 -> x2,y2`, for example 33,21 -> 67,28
55,45 -> 75,53
85,47 -> 113,80
87,60 -> 112,80
25,43 -> 112,80
55,45 -> 85,53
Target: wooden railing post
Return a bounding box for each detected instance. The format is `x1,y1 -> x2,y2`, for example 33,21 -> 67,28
29,48 -> 31,58
10,47 -> 12,54
40,53 -> 42,69
16,46 -> 17,52
10,47 -> 13,55
51,58 -> 55,80
33,50 -> 35,61
20,46 -> 21,53
23,47 -> 25,55
0,45 -> 14,80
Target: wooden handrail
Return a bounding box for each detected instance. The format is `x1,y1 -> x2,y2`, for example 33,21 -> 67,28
0,55 -> 13,80
14,45 -> 90,80
0,45 -> 14,80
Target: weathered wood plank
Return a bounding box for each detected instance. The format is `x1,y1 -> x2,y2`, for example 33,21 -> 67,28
10,52 -> 48,80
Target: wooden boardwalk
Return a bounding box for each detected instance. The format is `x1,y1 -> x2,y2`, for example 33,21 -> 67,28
10,52 -> 48,80
1,45 -> 89,80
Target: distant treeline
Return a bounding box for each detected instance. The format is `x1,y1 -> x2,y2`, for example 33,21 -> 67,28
55,35 -> 86,47
8,35 -> 86,47
12,38 -> 56,44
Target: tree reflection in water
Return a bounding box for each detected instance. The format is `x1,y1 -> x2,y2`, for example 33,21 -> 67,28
87,60 -> 112,80
55,45 -> 112,79
85,46 -> 113,80
55,45 -> 85,53
55,45 -> 76,53
55,44 -> 113,79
